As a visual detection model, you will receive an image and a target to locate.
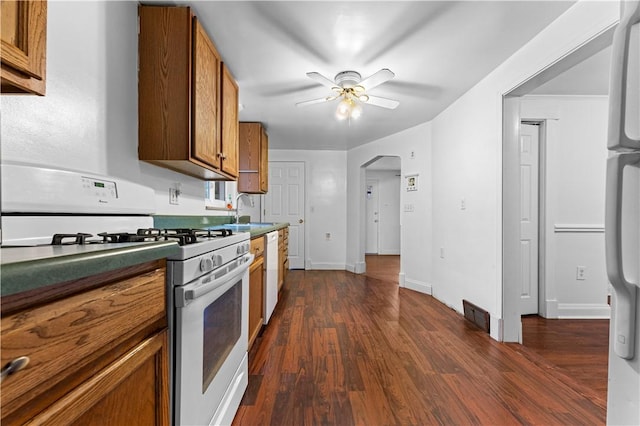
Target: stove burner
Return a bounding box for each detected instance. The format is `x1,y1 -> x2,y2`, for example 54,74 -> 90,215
51,233 -> 93,245
50,227 -> 235,246
98,232 -> 161,243
158,228 -> 233,245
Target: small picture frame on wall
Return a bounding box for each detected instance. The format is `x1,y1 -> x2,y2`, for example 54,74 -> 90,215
405,174 -> 418,191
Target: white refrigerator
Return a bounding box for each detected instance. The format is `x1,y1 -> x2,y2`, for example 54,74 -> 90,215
606,0 -> 640,424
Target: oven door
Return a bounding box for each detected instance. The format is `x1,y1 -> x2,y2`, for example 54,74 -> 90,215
174,254 -> 252,426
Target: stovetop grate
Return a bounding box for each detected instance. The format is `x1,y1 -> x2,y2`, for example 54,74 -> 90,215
50,227 -> 234,247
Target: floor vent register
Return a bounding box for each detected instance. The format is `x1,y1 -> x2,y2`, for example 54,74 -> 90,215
462,299 -> 490,333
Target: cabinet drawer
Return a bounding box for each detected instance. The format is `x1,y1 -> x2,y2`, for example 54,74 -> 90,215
1,268 -> 166,420
28,330 -> 169,425
250,236 -> 265,259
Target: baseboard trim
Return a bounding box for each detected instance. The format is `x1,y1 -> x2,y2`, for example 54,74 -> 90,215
377,249 -> 401,255
403,279 -> 432,295
399,272 -> 406,287
308,262 -> 346,270
345,262 -> 366,274
545,299 -> 559,318
556,303 -> 611,319
353,261 -> 366,274
490,316 -> 503,342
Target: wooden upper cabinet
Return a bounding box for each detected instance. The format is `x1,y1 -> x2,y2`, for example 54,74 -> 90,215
220,63 -> 239,177
238,122 -> 269,194
192,18 -> 222,170
1,0 -> 47,95
138,5 -> 239,181
260,126 -> 269,192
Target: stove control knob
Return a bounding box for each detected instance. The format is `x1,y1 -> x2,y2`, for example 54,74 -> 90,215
244,243 -> 250,253
236,245 -> 242,255
213,254 -> 223,267
200,257 -> 214,272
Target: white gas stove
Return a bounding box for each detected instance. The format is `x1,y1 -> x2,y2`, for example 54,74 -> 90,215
1,161 -> 251,426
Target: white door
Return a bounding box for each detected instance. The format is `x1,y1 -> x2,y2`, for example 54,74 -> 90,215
520,123 -> 540,315
264,162 -> 305,269
365,179 -> 379,254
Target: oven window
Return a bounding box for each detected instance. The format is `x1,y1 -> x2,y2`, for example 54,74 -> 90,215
202,278 -> 242,393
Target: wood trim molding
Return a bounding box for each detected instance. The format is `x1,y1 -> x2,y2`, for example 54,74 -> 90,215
554,224 -> 605,233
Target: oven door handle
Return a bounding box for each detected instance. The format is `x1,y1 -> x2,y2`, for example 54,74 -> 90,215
176,253 -> 254,307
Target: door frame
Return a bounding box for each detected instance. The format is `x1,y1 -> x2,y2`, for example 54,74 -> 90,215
520,120 -> 548,317
365,178 -> 380,254
501,24 -> 615,342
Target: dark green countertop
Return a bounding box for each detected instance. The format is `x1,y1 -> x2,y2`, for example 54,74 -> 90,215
1,241 -> 179,297
152,215 -> 288,239
211,222 -> 289,239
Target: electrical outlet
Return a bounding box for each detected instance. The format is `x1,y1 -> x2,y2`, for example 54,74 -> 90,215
325,232 -> 331,240
169,188 -> 179,205
576,266 -> 586,280
404,204 -> 414,212
461,198 -> 466,210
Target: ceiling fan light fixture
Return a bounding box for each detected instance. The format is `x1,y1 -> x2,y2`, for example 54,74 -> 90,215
335,96 -> 362,120
298,68 -> 399,118
350,102 -> 363,119
335,98 -> 352,120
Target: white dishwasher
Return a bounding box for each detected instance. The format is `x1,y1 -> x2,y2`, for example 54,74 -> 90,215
264,231 -> 279,324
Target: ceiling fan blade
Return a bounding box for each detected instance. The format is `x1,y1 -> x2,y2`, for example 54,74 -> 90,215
306,72 -> 338,89
364,95 -> 399,109
359,69 -> 395,91
295,97 -> 332,107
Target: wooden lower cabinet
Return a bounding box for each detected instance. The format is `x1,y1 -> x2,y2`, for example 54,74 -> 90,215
278,227 -> 289,291
0,260 -> 169,425
248,236 -> 265,349
31,331 -> 169,425
283,227 -> 289,284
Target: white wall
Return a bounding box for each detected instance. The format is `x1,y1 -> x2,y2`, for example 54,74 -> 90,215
268,150 -> 347,270
1,1 -> 223,216
365,170 -> 401,255
428,1 -> 618,338
347,122 -> 433,294
522,96 -> 610,318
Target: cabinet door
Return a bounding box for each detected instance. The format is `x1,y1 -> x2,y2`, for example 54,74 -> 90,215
278,230 -> 284,288
0,0 -> 47,95
248,257 -> 264,349
260,127 -> 269,192
238,122 -> 263,193
192,18 -> 221,169
220,63 -> 239,178
29,330 -> 169,425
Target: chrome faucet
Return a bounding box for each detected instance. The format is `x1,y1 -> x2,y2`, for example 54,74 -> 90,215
235,193 -> 248,223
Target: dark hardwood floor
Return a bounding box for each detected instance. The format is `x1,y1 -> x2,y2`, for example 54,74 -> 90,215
233,257 -> 608,425
364,254 -> 400,283
521,315 -> 609,399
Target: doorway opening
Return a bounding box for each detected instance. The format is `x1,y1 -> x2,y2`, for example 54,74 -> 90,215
501,23 -> 614,402
363,155 -> 402,284
502,26 -> 615,343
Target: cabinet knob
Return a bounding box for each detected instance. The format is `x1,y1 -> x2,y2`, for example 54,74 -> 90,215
299,219 -> 304,224
1,356 -> 30,383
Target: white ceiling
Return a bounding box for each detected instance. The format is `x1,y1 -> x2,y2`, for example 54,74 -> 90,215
155,1 -> 577,151
529,45 -> 611,96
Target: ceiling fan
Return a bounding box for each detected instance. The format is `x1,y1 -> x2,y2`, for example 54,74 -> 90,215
296,68 -> 399,120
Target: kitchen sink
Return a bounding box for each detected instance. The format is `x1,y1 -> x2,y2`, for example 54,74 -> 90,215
220,223 -> 276,231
